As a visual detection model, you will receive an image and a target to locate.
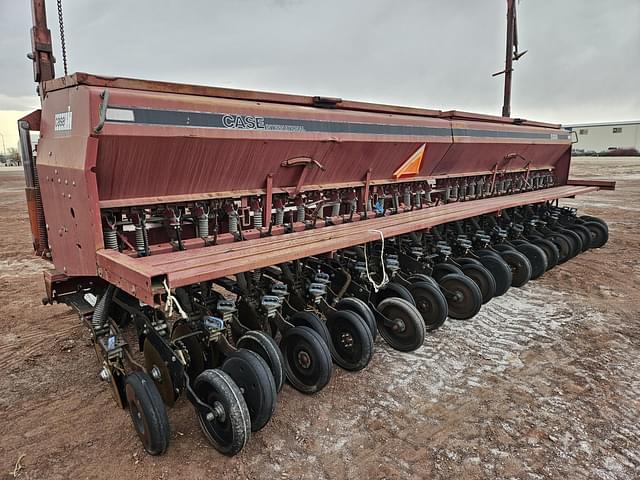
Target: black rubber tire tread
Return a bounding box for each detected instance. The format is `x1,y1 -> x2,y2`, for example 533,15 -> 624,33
432,263 -> 463,282
124,371 -> 171,456
288,311 -> 331,347
325,309 -> 374,371
372,282 -> 416,307
454,257 -> 484,267
280,326 -> 332,394
406,280 -> 449,331
546,233 -> 572,264
580,215 -> 608,232
236,330 -> 285,393
531,238 -> 560,270
193,369 -> 250,456
460,263 -> 497,304
477,254 -> 512,296
492,243 -> 518,253
476,249 -> 504,261
222,349 -> 277,432
376,297 -> 426,352
335,297 -> 377,340
583,221 -> 609,248
437,273 -> 483,320
514,242 -> 548,280
499,249 -> 532,287
568,224 -> 592,252
559,228 -> 583,257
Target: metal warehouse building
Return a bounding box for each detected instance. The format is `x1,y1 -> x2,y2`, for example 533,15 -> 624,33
565,121 -> 640,155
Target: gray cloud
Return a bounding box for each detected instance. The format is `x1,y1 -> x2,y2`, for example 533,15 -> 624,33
1,0 -> 638,123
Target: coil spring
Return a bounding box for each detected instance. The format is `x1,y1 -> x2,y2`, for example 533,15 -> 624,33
296,204 -> 305,223
228,212 -> 239,234
403,191 -> 411,207
198,215 -> 209,238
104,228 -> 118,250
135,226 -> 147,256
451,184 -> 459,199
275,208 -> 284,225
254,209 -> 263,229
33,169 -> 49,253
252,269 -> 261,283
415,191 -> 422,206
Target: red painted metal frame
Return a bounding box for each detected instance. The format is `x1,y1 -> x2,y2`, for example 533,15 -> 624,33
96,184 -> 599,305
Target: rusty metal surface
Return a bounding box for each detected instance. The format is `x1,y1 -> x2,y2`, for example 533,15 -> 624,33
96,185 -> 599,305
42,72 -> 564,128
567,178 -> 616,190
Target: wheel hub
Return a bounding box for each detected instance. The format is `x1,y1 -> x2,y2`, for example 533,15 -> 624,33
392,317 -> 407,333
340,332 -> 354,348
206,400 -> 227,423
297,350 -> 312,369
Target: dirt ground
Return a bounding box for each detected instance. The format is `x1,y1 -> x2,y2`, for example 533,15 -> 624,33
0,157 -> 638,480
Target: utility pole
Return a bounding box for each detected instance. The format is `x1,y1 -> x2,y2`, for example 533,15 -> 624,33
493,0 -> 527,118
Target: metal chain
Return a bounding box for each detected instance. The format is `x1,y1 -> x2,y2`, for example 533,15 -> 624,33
56,0 -> 68,76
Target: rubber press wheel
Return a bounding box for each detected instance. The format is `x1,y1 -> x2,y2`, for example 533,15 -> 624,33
513,242 -> 548,280
222,349 -> 277,432
437,273 -> 483,320
499,249 -> 532,287
546,233 -> 572,264
583,221 -> 609,248
193,369 -> 251,456
460,263 -> 496,304
335,297 -> 377,340
568,224 -> 593,252
124,371 -> 171,456
372,282 -> 416,307
280,326 -> 332,394
236,330 -> 285,393
580,215 -> 608,232
559,228 -> 583,257
326,310 -> 374,371
376,297 -> 426,352
406,281 -> 448,331
477,254 -> 512,296
288,311 -> 331,347
530,238 -> 560,270
432,263 -> 464,282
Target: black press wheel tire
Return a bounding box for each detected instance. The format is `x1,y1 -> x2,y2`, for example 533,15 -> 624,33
236,330 -> 285,393
580,215 -> 608,232
193,369 -> 251,456
582,221 -> 609,248
559,228 -> 583,257
335,297 -> 377,340
568,224 -> 593,252
124,371 -> 171,456
514,242 -> 548,280
376,297 -> 426,352
280,326 -> 332,394
407,273 -> 440,290
221,349 -> 277,432
455,257 -> 484,267
460,263 -> 497,304
546,233 -> 572,264
288,311 -> 331,347
372,282 -> 416,307
476,249 -> 505,261
325,309 -> 374,371
492,243 -> 518,253
530,238 -> 560,270
431,263 -> 463,282
437,273 -> 483,320
406,281 -> 449,331
499,249 -> 532,287
477,254 -> 512,296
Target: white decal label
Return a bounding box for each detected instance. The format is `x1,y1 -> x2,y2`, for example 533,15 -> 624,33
54,111 -> 73,131
106,108 -> 135,122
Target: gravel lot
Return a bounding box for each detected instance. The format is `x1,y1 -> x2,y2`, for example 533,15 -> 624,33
0,157 -> 638,479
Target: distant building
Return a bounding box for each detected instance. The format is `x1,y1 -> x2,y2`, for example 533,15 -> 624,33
565,121 -> 640,156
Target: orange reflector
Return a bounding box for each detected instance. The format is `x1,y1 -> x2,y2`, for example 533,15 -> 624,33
393,144 -> 426,179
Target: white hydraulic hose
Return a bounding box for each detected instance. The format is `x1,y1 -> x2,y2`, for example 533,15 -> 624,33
364,229 -> 389,292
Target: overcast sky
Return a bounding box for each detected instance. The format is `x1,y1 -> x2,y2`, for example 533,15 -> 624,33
0,0 -> 638,148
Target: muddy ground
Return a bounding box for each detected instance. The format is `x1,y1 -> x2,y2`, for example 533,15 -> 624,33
0,157 -> 638,479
